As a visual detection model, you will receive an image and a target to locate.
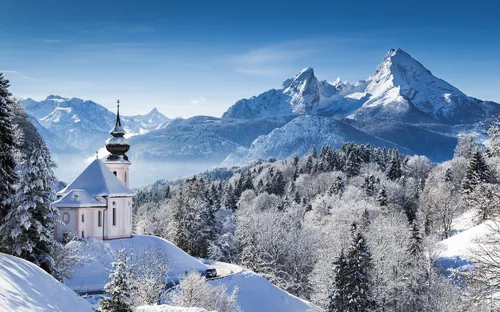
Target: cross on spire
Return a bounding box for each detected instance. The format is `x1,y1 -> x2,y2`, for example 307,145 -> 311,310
115,99 -> 122,127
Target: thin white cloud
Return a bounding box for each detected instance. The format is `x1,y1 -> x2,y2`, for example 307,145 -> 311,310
45,39 -> 61,43
0,70 -> 32,80
191,97 -> 207,105
231,40 -> 318,77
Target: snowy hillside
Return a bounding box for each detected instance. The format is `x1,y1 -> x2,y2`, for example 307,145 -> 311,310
67,235 -> 207,292
210,270 -> 317,312
137,306 -> 211,312
223,115 -> 411,166
0,253 -> 92,312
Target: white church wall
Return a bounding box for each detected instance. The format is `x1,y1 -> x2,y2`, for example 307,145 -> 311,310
55,208 -> 78,242
104,197 -> 133,239
104,162 -> 131,187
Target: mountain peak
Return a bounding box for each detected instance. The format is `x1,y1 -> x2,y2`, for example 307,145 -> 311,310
148,107 -> 159,114
282,67 -> 315,89
46,95 -> 68,101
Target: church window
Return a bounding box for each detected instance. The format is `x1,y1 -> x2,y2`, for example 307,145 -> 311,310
81,231 -> 85,239
98,211 -> 102,227
82,214 -> 84,222
112,208 -> 116,226
113,171 -> 117,176
124,171 -> 127,184
63,213 -> 70,224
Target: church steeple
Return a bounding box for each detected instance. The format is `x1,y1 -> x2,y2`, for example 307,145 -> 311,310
110,99 -> 125,136
105,100 -> 130,161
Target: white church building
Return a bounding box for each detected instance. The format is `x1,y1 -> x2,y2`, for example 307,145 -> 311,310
53,101 -> 135,241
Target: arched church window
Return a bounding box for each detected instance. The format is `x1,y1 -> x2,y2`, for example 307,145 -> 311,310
113,171 -> 117,176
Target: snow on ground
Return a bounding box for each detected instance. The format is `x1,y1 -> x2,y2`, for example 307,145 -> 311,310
67,234 -> 207,292
0,253 -> 92,312
435,210 -> 495,277
209,269 -> 319,312
136,305 -> 211,312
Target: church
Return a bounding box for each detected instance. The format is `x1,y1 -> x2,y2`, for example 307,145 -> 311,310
53,101 -> 135,241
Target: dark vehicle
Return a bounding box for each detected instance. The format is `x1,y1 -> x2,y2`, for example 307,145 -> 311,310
201,268 -> 217,278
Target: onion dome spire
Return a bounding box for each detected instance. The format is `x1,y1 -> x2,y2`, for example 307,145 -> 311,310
110,99 -> 125,136
106,100 -> 130,161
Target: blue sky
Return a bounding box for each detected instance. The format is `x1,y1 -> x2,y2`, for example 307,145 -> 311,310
1,0 -> 499,117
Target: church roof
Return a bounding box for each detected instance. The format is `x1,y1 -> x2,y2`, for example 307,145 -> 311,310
58,159 -> 135,198
53,189 -> 107,208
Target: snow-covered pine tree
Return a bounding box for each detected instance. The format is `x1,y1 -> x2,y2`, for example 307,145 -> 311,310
330,224 -> 377,312
387,151 -> 402,181
403,221 -> 429,311
0,138 -> 58,273
344,224 -> 377,312
99,248 -> 134,312
377,187 -> 388,207
328,250 -> 348,312
462,149 -> 490,194
0,73 -> 18,226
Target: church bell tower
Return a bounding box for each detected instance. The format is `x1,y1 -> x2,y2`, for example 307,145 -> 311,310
104,100 -> 131,187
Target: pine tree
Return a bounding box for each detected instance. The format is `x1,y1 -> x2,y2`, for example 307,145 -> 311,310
0,139 -> 58,273
404,221 -> 428,312
0,73 -> 18,224
386,152 -> 402,181
328,250 -> 348,312
377,187 -> 388,207
462,150 -> 490,194
344,150 -> 361,178
99,248 -> 134,312
330,224 -> 377,311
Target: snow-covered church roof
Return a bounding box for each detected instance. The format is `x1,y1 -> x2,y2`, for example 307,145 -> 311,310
53,189 -> 107,208
58,159 -> 135,199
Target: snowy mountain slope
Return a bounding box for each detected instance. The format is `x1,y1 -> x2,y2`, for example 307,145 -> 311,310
128,115 -> 296,162
352,48 -> 499,124
352,120 -> 459,162
22,96 -> 170,152
137,306 -> 211,312
210,269 -> 318,312
222,115 -> 412,166
0,253 -> 92,312
27,115 -> 79,154
222,67 -> 365,119
67,235 -> 207,292
122,107 -> 170,136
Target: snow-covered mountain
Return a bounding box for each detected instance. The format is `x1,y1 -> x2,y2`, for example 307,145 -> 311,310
353,48 -> 499,124
222,67 -> 368,119
223,48 -> 500,124
22,96 -> 170,152
222,115 -> 411,166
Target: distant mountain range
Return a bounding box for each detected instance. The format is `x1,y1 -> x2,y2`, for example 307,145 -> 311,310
22,95 -> 170,153
22,48 -> 500,184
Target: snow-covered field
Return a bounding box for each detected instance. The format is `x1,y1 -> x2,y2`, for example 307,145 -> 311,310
67,234 -> 207,292
0,253 -> 92,312
435,210 -> 493,275
210,269 -> 318,312
69,235 -> 317,311
137,305 -> 211,312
